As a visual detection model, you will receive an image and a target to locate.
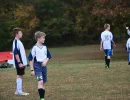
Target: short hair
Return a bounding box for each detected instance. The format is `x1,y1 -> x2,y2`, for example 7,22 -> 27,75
104,24 -> 110,29
13,27 -> 22,36
35,31 -> 46,40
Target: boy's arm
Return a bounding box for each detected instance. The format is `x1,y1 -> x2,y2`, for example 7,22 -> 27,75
30,60 -> 34,70
30,60 -> 35,76
42,58 -> 49,66
28,51 -> 35,75
14,42 -> 24,68
111,33 -> 116,47
100,41 -> 103,50
15,54 -> 21,63
42,48 -> 52,66
15,54 -> 24,68
112,40 -> 116,47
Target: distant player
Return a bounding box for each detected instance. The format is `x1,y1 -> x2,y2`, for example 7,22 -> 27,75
126,38 -> 130,65
99,36 -> 115,55
100,24 -> 116,68
28,31 -> 52,100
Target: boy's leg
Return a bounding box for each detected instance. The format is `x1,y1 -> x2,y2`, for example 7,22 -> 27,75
38,80 -> 45,100
16,75 -> 23,94
15,67 -> 29,95
106,56 -> 111,68
106,50 -> 112,68
16,67 -> 24,94
36,66 -> 47,100
104,50 -> 107,67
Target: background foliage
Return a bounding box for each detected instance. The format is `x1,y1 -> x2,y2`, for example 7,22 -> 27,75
0,0 -> 130,51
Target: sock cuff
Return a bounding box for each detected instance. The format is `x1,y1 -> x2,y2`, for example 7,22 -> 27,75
17,78 -> 22,81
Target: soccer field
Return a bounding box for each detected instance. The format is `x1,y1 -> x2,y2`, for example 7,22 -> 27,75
0,44 -> 130,100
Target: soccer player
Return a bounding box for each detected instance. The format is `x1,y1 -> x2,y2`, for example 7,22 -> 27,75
99,36 -> 115,55
100,24 -> 116,68
28,31 -> 52,100
126,38 -> 130,65
12,28 -> 29,95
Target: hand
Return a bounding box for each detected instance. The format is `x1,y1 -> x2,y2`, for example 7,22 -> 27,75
31,70 -> 35,76
42,61 -> 47,67
114,44 -> 116,48
19,63 -> 24,68
100,47 -> 103,50
126,27 -> 129,30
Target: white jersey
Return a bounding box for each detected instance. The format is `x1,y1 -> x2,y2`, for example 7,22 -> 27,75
101,30 -> 113,50
13,39 -> 27,67
126,38 -> 130,51
31,44 -> 47,62
127,30 -> 130,36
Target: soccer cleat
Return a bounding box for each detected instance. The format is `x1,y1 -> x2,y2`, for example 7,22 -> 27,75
15,92 -> 29,96
41,98 -> 44,100
105,65 -> 109,68
128,62 -> 130,65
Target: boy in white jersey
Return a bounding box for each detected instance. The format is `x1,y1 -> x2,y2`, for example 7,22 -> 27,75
100,24 -> 116,68
126,38 -> 130,65
28,31 -> 52,100
12,28 -> 29,95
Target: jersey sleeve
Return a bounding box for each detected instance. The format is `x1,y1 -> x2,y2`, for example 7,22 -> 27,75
28,46 -> 36,61
126,39 -> 130,51
127,30 -> 130,36
110,32 -> 113,41
101,33 -> 104,42
113,35 -> 115,41
47,48 -> 52,59
99,37 -> 101,41
14,40 -> 19,55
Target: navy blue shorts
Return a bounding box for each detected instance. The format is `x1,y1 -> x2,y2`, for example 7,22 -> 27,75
104,49 -> 112,56
16,67 -> 25,75
34,62 -> 47,83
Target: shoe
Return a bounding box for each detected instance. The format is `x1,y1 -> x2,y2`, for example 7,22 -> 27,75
105,65 -> 108,68
41,98 -> 44,100
128,62 -> 130,65
15,92 -> 29,96
105,65 -> 109,68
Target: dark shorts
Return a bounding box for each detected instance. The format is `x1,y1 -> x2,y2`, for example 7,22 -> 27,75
104,49 -> 112,56
16,66 -> 25,75
34,62 -> 47,83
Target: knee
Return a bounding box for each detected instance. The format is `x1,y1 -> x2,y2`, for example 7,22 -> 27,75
38,80 -> 44,88
107,56 -> 110,59
17,75 -> 23,78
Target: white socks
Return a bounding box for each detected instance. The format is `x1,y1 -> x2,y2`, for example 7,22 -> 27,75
16,78 -> 22,93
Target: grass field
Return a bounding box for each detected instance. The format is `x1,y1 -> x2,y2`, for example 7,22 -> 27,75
0,44 -> 130,100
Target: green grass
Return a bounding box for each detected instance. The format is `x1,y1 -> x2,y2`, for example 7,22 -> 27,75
0,44 -> 130,100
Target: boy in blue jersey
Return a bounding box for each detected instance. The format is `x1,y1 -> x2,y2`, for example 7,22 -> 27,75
12,28 -> 29,95
28,31 -> 52,100
126,38 -> 130,65
100,24 -> 116,68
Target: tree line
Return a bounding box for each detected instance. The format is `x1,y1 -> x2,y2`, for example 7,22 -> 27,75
0,0 -> 130,51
